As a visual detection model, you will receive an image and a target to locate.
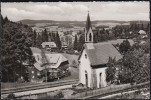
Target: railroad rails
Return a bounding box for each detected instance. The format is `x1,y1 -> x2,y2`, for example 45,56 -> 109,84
1,79 -> 78,98
83,81 -> 150,99
66,81 -> 149,99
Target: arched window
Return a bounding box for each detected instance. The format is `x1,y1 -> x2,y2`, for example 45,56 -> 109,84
99,73 -> 102,88
85,54 -> 87,59
85,70 -> 88,87
89,33 -> 92,41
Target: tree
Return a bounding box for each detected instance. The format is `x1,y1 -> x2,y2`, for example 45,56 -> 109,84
93,31 -> 98,43
141,24 -> 144,30
119,39 -> 131,53
36,33 -> 42,48
134,23 -> 138,31
55,32 -> 61,49
33,30 -> 37,46
117,45 -> 149,84
4,16 -> 9,22
42,29 -> 48,42
1,18 -> 34,82
52,32 -> 56,42
1,14 -> 4,25
130,24 -> 134,31
106,57 -> 116,83
73,35 -> 78,50
77,33 -> 85,51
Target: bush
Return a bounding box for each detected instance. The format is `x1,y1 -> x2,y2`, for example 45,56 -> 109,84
7,93 -> 15,99
72,84 -> 76,88
54,91 -> 64,98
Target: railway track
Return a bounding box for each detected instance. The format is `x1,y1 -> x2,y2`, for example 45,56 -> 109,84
89,87 -> 149,99
1,79 -> 78,96
83,82 -> 150,99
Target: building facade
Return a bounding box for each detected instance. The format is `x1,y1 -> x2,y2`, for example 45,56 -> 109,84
29,47 -> 69,82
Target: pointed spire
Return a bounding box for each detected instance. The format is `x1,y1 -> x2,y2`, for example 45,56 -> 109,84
86,11 -> 92,32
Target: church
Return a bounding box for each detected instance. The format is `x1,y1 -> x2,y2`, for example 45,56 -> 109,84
78,12 -> 123,89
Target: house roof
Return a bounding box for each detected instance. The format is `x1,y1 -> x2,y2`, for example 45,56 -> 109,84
30,47 -> 68,71
138,30 -> 146,35
84,43 -> 123,66
41,42 -> 57,48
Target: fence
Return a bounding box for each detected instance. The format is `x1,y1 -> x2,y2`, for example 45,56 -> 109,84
67,81 -> 149,99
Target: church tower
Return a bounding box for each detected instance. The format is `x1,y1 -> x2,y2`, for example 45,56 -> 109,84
85,12 -> 93,43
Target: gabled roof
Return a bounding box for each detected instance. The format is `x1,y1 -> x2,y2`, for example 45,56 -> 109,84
84,43 -> 123,66
138,30 -> 146,35
30,47 -> 68,71
41,42 -> 57,48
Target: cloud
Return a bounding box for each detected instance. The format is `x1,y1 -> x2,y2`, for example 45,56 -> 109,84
1,2 -> 149,21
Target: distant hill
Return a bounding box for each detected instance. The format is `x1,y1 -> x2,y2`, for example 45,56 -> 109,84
18,19 -> 149,28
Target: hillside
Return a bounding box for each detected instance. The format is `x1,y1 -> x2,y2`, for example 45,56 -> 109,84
18,19 -> 149,28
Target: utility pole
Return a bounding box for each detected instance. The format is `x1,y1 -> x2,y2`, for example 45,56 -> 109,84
41,48 -> 49,82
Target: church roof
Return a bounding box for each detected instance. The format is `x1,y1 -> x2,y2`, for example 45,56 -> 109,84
85,12 -> 92,32
81,42 -> 123,66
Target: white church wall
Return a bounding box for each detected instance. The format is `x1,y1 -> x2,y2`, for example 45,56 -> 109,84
95,67 -> 107,88
79,50 -> 92,87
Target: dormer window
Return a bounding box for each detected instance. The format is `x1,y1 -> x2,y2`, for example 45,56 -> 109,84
85,54 -> 87,59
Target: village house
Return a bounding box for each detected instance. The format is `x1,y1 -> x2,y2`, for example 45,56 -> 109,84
78,12 -> 123,89
41,42 -> 57,52
138,30 -> 148,39
28,47 -> 69,82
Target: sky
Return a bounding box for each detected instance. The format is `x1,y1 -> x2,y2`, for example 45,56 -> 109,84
1,2 -> 150,22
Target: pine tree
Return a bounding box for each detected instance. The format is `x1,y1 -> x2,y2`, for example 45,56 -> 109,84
56,32 -> 61,49
1,14 -> 4,25
119,39 -> 131,54
33,30 -> 37,46
130,24 -> 134,31
52,32 -> 56,42
37,33 -> 42,48
77,33 -> 85,51
141,24 -> 144,30
4,16 -> 9,22
73,35 -> 78,50
42,29 -> 48,42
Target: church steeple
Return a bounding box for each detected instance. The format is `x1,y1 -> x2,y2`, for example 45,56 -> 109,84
86,11 -> 92,32
85,11 -> 93,43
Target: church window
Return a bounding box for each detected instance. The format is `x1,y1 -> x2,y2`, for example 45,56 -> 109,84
85,54 -> 87,59
89,33 -> 92,41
